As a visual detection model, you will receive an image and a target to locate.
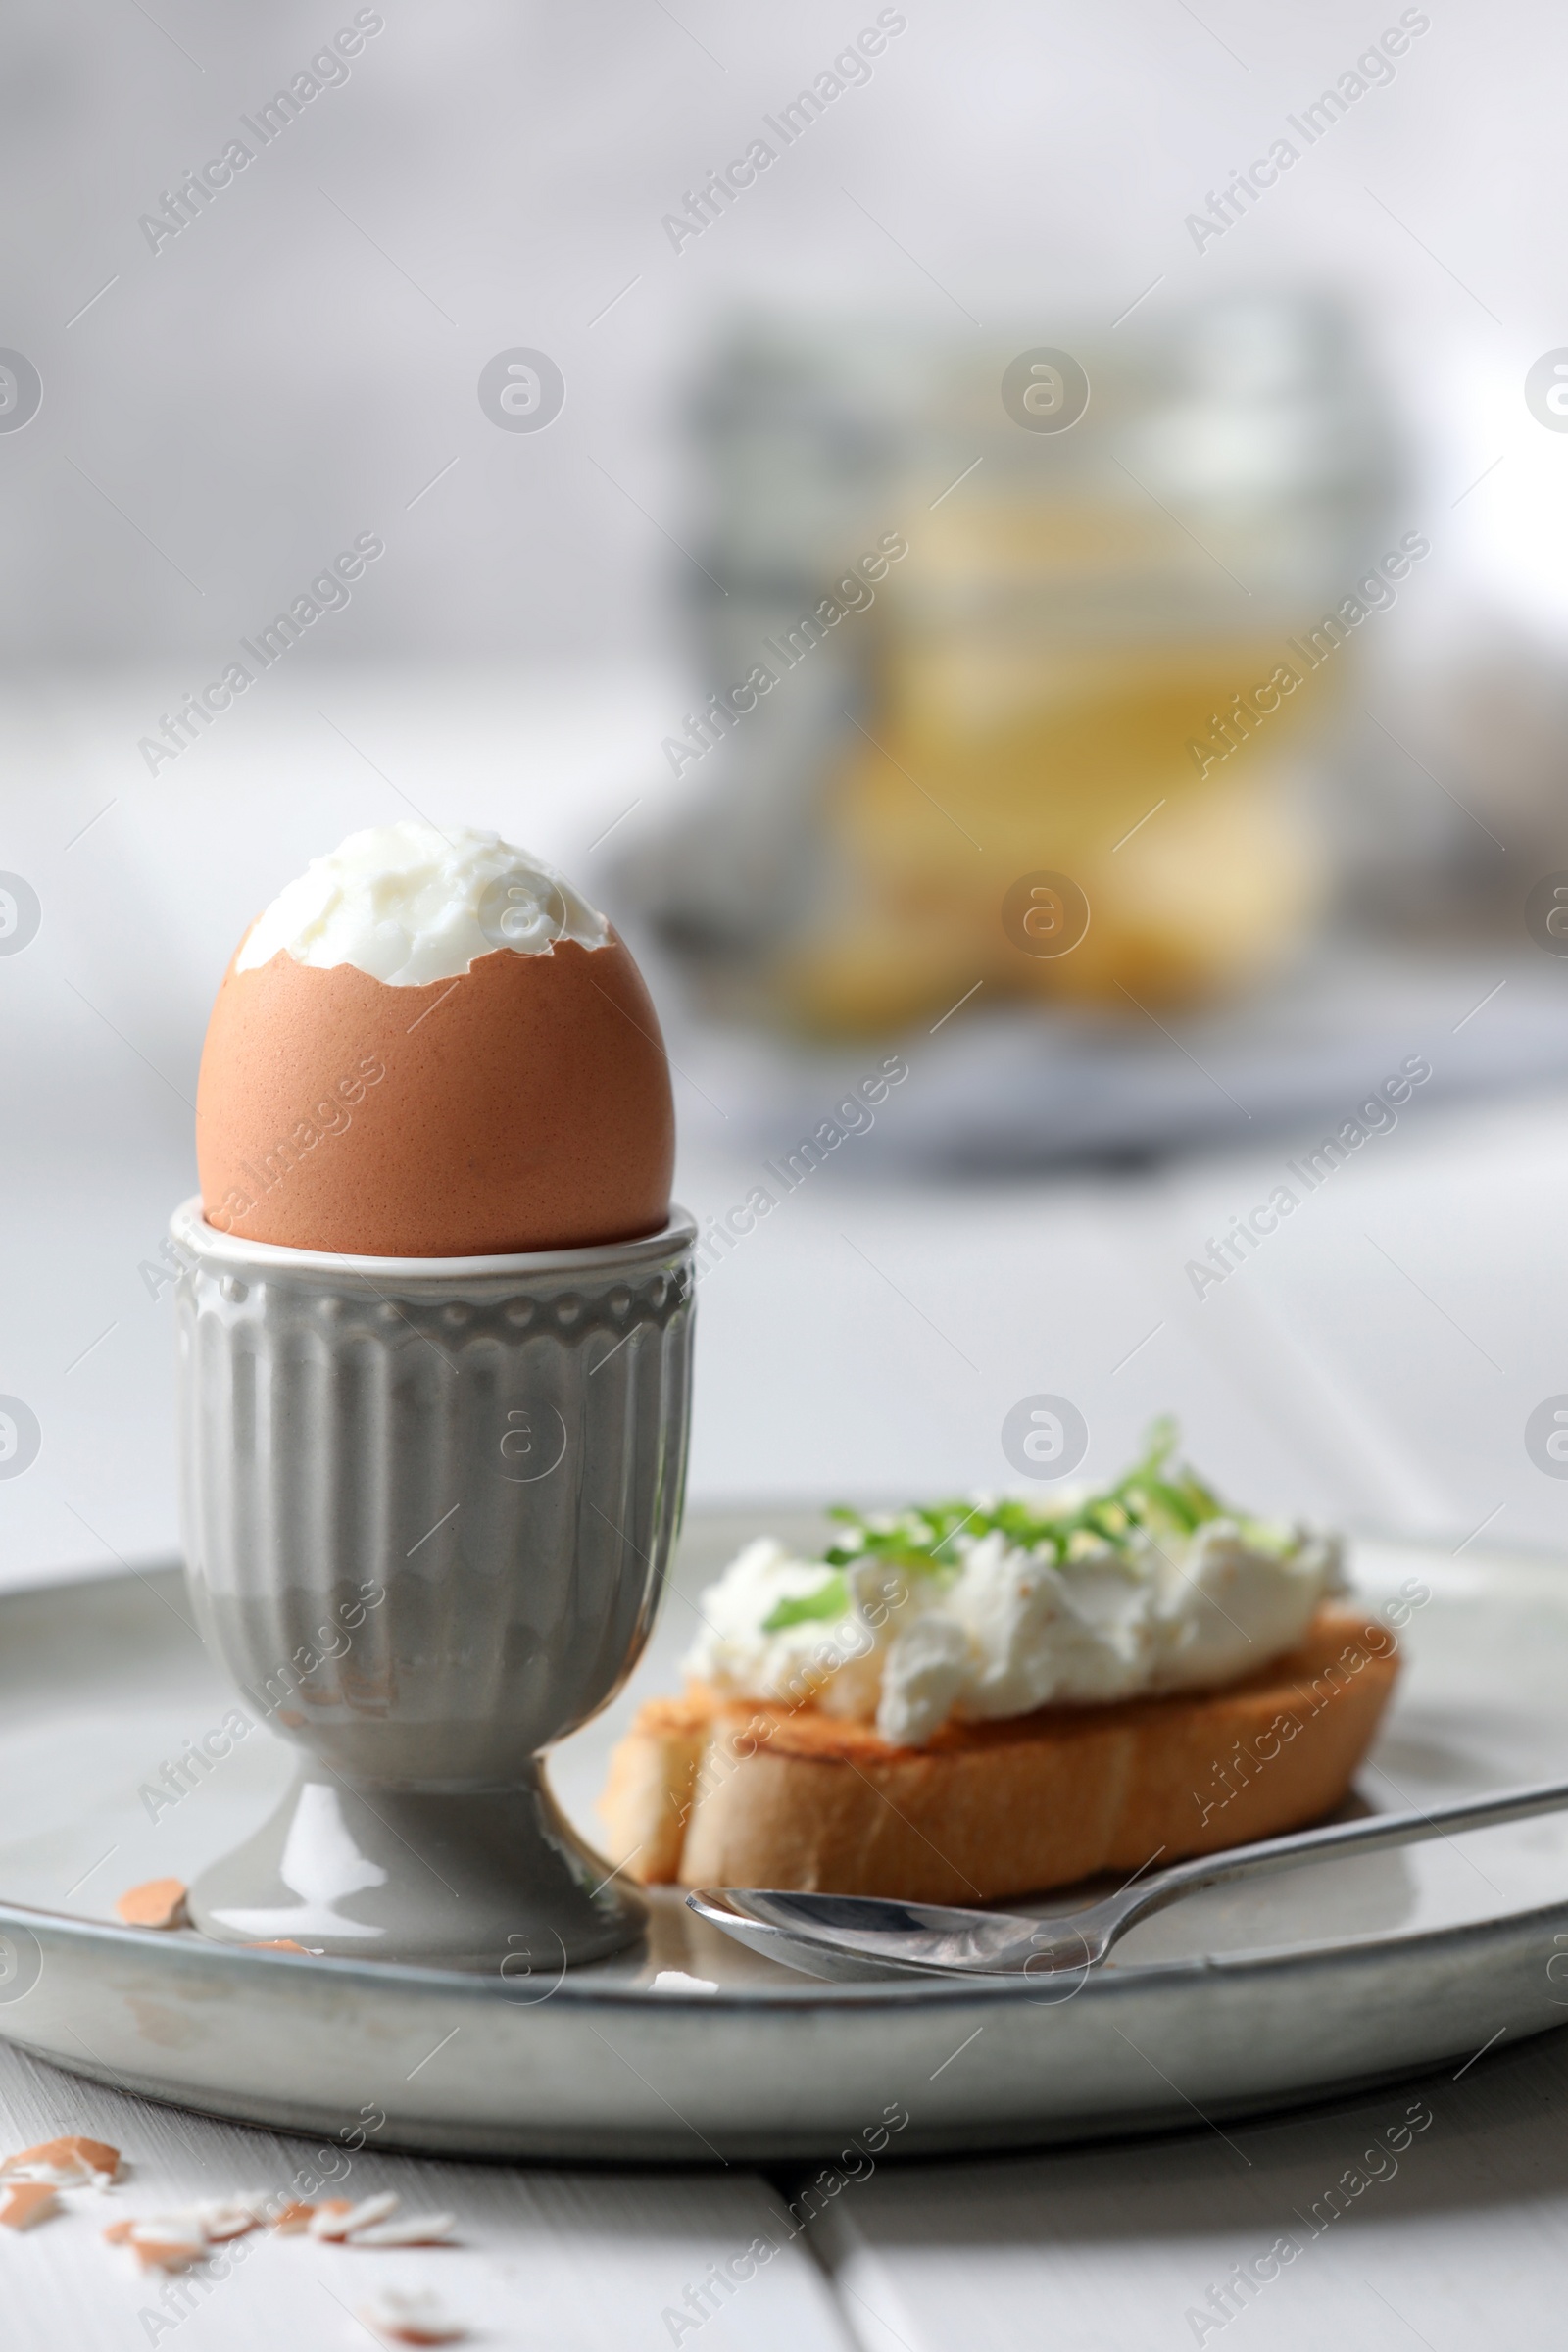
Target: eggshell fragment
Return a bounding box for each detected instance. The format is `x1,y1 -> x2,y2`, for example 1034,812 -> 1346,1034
303,2197 -> 354,2237
3,2135 -> 120,2186
349,2211 -> 457,2247
270,2200 -> 319,2233
115,1879 -> 189,1931
312,2190 -> 397,2240
129,2216 -> 208,2271
196,937 -> 674,1256
359,2286 -> 467,2344
187,2196 -> 267,2240
0,2183 -> 57,2230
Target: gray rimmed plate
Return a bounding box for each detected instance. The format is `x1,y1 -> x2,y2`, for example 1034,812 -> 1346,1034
1,1515 -> 1565,2162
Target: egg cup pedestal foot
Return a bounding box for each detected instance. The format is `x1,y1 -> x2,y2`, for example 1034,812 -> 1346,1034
187,1767 -> 645,1972
171,1198 -> 695,1973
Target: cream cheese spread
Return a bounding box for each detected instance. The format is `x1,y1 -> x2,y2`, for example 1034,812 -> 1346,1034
682,1424 -> 1347,1748
236,822 -> 610,987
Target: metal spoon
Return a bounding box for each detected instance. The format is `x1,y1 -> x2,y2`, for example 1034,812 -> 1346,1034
688,1771 -> 1568,1984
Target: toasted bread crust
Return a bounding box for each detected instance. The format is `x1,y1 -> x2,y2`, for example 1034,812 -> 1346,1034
598,1606 -> 1400,1903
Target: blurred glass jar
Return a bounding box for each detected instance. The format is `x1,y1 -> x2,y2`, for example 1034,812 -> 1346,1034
631,298 -> 1402,1036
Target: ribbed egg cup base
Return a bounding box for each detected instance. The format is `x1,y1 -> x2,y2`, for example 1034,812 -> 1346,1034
188,1765 -> 645,1974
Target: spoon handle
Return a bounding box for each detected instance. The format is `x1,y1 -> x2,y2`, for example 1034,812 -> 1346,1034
1116,1771 -> 1568,1939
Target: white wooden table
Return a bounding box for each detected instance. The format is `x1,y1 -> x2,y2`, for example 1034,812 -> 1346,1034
0,2034 -> 857,2349
815,2023 -> 1568,2350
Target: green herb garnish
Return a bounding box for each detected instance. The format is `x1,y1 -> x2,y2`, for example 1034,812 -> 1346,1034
761,1574 -> 851,1633
757,1420 -> 1250,1632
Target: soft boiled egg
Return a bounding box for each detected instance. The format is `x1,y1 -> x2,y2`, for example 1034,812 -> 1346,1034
195,823 -> 674,1257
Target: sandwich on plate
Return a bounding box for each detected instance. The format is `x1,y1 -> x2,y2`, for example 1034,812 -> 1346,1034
600,1422 -> 1399,1902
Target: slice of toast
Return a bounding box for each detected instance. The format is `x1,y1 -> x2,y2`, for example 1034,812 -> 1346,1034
598,1605 -> 1399,1904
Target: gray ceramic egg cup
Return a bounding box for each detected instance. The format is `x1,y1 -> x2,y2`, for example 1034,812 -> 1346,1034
169,1197 -> 696,1973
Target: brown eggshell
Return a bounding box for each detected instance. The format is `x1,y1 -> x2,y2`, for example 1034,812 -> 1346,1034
196,934 -> 675,1256
0,2183 -> 58,2230
115,1877 -> 189,1931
